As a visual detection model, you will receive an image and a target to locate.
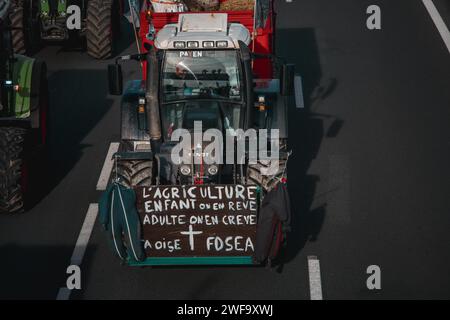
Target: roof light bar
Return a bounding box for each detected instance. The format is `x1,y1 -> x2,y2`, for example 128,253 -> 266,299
174,41 -> 186,49
216,41 -> 228,48
187,41 -> 199,48
202,41 -> 215,48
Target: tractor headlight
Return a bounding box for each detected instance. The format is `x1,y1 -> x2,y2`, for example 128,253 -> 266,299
202,41 -> 214,48
180,165 -> 191,176
208,165 -> 218,175
216,41 -> 228,48
187,41 -> 199,48
174,41 -> 186,49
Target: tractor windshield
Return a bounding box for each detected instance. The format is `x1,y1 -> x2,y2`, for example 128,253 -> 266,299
162,50 -> 242,102
161,101 -> 243,140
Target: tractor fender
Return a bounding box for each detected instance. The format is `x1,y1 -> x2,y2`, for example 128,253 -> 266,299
120,80 -> 150,143
11,55 -> 47,126
11,54 -> 34,119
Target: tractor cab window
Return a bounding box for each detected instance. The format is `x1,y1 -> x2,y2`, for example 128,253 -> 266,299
182,101 -> 222,131
162,50 -> 242,102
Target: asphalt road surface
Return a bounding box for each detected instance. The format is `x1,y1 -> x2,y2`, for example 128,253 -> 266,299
0,0 -> 449,300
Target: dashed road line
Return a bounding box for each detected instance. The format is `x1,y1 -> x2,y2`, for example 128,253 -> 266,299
57,142 -> 116,299
56,203 -> 99,300
71,203 -> 99,265
308,256 -> 323,300
56,287 -> 71,301
422,0 -> 450,54
96,142 -> 120,190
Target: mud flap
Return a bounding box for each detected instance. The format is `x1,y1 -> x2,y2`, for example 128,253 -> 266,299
253,183 -> 291,265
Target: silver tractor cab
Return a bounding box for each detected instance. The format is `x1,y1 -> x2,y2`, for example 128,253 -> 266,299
108,13 -> 293,191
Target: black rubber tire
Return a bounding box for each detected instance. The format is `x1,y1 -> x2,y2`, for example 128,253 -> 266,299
9,0 -> 26,54
86,0 -> 118,59
0,127 -> 27,214
112,159 -> 153,188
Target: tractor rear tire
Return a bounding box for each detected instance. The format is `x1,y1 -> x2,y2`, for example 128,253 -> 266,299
86,0 -> 118,59
9,0 -> 26,54
112,160 -> 153,188
0,127 -> 28,214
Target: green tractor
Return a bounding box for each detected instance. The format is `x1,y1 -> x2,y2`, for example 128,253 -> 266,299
0,0 -> 49,213
8,0 -> 121,59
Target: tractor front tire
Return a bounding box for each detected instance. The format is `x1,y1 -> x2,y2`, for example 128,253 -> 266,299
86,0 -> 117,59
112,160 -> 153,188
0,127 -> 28,214
9,0 -> 26,54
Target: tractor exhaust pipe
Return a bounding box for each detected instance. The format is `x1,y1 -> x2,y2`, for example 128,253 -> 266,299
146,47 -> 162,152
239,41 -> 254,130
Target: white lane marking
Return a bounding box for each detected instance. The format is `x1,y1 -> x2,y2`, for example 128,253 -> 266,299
422,0 -> 450,54
294,75 -> 305,108
308,256 -> 323,300
71,203 -> 99,265
56,203 -> 99,300
56,288 -> 71,301
96,142 -> 120,190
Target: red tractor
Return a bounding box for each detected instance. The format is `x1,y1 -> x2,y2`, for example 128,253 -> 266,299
104,0 -> 296,266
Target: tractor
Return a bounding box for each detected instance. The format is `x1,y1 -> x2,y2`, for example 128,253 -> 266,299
8,0 -> 121,59
109,0 -> 293,191
0,0 -> 49,213
102,1 -> 297,266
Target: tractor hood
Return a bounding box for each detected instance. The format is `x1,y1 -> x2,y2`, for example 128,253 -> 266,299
154,13 -> 251,50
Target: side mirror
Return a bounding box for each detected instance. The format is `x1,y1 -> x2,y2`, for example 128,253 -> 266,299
108,64 -> 123,95
280,64 -> 296,96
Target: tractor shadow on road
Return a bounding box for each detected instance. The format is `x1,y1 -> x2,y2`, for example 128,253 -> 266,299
279,115 -> 327,265
0,244 -> 96,299
277,28 -> 323,109
25,69 -> 114,211
274,28 -> 341,264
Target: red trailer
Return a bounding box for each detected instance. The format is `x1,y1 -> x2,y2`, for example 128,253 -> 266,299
138,0 -> 275,79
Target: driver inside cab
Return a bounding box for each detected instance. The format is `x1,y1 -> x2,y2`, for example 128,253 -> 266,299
174,62 -> 194,97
